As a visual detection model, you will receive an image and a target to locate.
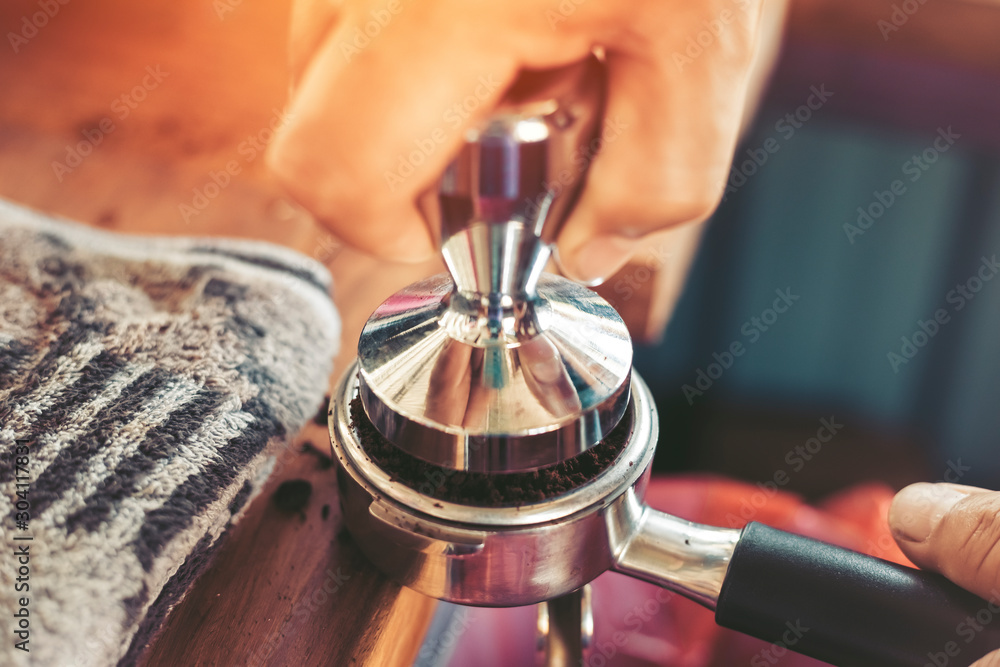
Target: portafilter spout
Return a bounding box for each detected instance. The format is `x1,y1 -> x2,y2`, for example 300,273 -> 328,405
357,56 -> 632,473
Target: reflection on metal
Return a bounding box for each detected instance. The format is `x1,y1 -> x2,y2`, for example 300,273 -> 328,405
357,57 -> 632,473
331,368 -> 741,610
336,56 -> 742,665
537,585 -> 591,667
357,273 -> 631,473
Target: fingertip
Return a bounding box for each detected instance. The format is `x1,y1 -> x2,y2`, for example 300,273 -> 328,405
888,482 -> 969,545
935,490 -> 1000,598
556,233 -> 641,285
889,483 -> 1000,600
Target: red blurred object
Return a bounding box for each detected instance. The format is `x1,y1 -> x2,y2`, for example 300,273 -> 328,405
444,474 -> 912,667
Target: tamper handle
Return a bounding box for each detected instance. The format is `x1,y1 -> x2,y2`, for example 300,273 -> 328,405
427,56 -> 605,300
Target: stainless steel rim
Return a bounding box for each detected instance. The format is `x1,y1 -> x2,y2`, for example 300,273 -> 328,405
331,361 -> 657,529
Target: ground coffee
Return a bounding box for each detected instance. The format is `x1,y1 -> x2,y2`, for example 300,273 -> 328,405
272,478 -> 312,513
349,396 -> 632,507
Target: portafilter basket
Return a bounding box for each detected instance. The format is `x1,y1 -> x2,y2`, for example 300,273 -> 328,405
331,56 -> 1000,667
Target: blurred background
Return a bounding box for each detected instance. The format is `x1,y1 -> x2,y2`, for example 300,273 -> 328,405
630,0 -> 1000,495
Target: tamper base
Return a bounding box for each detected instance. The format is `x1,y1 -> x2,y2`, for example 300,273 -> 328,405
357,272 -> 632,472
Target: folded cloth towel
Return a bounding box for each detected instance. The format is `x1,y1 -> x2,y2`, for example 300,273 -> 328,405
0,200 -> 340,666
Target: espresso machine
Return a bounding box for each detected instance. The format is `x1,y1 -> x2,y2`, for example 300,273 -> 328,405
328,57 -> 1000,666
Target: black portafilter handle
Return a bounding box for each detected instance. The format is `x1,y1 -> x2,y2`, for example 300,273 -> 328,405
716,522 -> 1000,666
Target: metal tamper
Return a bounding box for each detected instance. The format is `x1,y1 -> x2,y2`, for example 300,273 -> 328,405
332,57 -> 1000,667
356,57 -> 629,474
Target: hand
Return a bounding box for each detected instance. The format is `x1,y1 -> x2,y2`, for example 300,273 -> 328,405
268,0 -> 773,283
889,483 -> 1000,666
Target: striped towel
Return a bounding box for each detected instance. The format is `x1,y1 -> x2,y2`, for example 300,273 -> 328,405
0,200 -> 340,666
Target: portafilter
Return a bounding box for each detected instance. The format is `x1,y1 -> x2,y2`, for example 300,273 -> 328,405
331,56 -> 1000,667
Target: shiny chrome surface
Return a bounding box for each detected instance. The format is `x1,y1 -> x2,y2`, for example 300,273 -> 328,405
357,57 -> 633,472
610,495 -> 742,610
331,365 -> 741,608
357,273 -> 632,473
537,586 -> 591,667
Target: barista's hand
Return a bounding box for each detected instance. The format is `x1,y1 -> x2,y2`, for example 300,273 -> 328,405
268,0 -> 767,282
889,483 -> 1000,666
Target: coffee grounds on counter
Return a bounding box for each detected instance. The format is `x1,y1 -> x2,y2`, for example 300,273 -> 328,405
348,396 -> 631,507
300,440 -> 334,469
272,479 -> 313,513
313,395 -> 331,426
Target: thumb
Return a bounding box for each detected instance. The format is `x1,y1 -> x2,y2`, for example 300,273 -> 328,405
888,482 -> 1000,601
